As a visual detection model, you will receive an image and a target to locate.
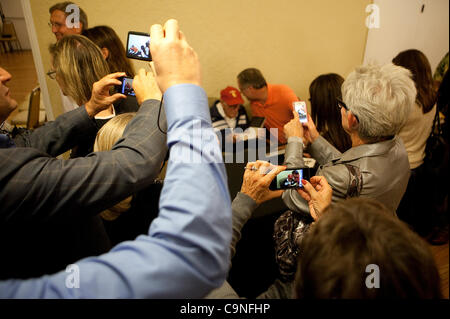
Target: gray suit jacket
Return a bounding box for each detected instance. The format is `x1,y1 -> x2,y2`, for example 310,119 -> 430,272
282,135 -> 410,215
0,99 -> 167,224
5,105 -> 97,156
0,100 -> 168,279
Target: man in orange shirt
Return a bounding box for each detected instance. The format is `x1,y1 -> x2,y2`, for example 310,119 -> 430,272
237,68 -> 299,144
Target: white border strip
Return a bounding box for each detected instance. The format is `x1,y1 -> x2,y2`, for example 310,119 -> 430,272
21,0 -> 54,120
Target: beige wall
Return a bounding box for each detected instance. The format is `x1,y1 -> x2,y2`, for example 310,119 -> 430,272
30,0 -> 370,118
364,0 -> 449,70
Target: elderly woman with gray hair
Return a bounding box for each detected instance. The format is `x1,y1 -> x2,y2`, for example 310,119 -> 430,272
207,64 -> 419,298
283,63 -> 415,214
275,63 -> 416,282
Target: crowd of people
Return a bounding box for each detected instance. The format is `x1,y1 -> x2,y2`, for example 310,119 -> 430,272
0,1 -> 448,299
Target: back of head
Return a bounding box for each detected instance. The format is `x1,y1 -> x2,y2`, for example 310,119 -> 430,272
392,49 -> 436,113
49,1 -> 88,31
295,197 -> 442,299
309,73 -> 351,152
94,113 -> 136,220
237,68 -> 267,89
49,34 -> 110,105
83,25 -> 135,77
94,112 -> 136,152
342,64 -> 417,142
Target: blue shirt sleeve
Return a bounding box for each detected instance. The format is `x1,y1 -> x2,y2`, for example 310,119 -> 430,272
0,84 -> 232,298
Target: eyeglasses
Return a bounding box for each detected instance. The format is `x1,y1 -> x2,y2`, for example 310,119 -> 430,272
337,98 -> 359,122
48,21 -> 64,29
47,70 -> 56,80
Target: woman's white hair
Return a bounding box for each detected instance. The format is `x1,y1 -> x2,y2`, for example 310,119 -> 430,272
342,63 -> 416,141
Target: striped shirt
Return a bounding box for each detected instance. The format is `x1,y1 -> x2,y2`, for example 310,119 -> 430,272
210,101 -> 249,133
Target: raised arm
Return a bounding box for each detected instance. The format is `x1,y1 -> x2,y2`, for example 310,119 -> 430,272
14,73 -> 128,157
0,97 -> 167,224
0,18 -> 232,299
229,161 -> 284,259
282,112 -> 344,214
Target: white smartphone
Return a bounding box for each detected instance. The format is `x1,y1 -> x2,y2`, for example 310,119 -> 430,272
293,101 -> 308,124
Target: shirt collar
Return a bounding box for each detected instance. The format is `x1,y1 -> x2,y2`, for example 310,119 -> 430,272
264,83 -> 273,106
335,136 -> 399,163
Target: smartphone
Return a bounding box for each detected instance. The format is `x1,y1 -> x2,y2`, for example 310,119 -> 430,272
269,168 -> 310,190
293,101 -> 308,124
117,76 -> 135,96
126,31 -> 152,61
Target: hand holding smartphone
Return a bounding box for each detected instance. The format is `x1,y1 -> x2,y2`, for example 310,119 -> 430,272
117,76 -> 135,96
293,101 -> 308,124
126,31 -> 152,61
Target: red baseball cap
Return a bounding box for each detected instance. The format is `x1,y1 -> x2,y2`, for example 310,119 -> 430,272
220,86 -> 244,105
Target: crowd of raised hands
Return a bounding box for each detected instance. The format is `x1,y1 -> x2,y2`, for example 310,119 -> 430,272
0,17 -> 444,300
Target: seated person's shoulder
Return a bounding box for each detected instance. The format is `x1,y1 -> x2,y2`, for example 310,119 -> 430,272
209,100 -> 222,121
270,84 -> 298,103
271,83 -> 295,93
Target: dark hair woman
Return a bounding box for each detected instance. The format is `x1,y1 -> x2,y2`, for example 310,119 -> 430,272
393,49 -> 438,237
309,73 -> 351,153
83,25 -> 135,78
393,49 -> 436,114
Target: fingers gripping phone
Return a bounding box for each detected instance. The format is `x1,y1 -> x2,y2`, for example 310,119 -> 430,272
293,101 -> 308,124
269,168 -> 310,190
117,77 -> 135,96
126,31 -> 152,61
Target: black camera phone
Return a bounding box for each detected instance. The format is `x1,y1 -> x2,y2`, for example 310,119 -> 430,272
117,76 -> 135,96
269,167 -> 310,190
126,31 -> 152,61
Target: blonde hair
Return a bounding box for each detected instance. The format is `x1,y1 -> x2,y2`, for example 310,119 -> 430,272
94,113 -> 136,220
50,35 -> 110,106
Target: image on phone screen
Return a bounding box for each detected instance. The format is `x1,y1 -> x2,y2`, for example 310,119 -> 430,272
120,77 -> 135,96
294,101 -> 308,124
126,31 -> 151,61
270,169 -> 303,190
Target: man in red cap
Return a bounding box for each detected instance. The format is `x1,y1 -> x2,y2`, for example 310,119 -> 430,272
210,86 -> 250,149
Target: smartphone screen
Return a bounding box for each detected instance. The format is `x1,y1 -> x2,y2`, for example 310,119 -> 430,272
270,168 -> 309,190
126,31 -> 152,61
293,101 -> 308,124
118,77 -> 135,96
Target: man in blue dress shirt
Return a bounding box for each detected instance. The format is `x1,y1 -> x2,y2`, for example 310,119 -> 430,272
0,19 -> 232,298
